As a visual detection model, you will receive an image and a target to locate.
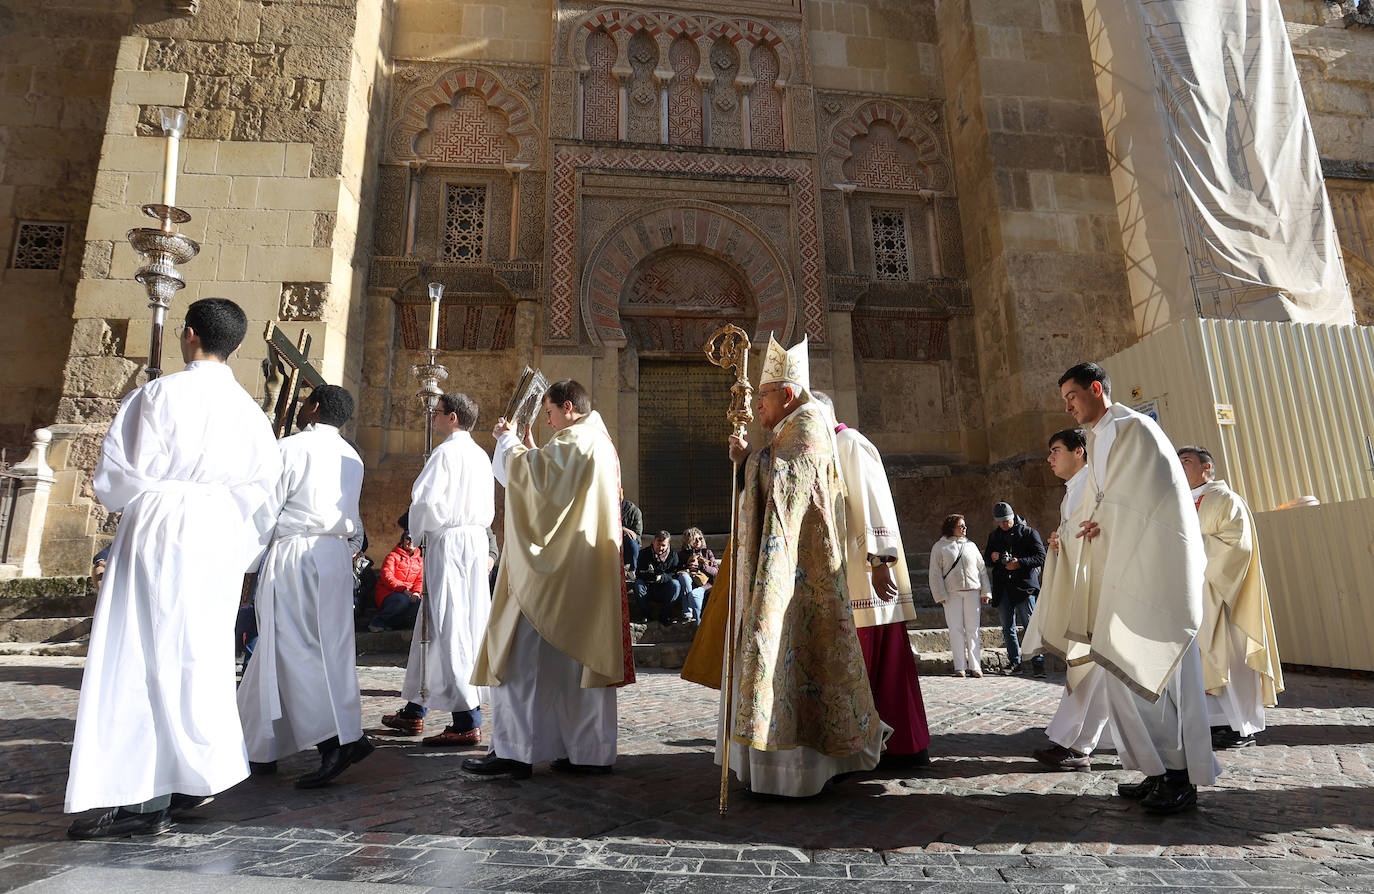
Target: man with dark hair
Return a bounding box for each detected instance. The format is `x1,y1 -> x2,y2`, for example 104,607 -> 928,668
984,502 -> 1046,676
66,298 -> 281,838
468,379 -> 632,778
382,392 -> 495,747
1176,446 -> 1283,749
1028,427 -> 1112,771
634,530 -> 693,623
237,384 -> 371,788
1035,361 -> 1218,814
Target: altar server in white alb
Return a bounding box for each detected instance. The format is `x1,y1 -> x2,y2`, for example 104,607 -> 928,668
1026,427 -> 1112,771
380,392 -> 495,747
1044,362 -> 1220,815
66,298 -> 281,839
1176,445 -> 1283,750
237,385 -> 372,788
466,379 -> 633,779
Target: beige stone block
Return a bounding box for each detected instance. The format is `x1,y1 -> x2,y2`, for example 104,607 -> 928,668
175,174 -> 233,208
84,205 -> 144,242
115,36 -> 147,72
215,142 -> 286,177
196,281 -> 278,319
229,176 -> 260,208
218,244 -> 248,282
247,245 -> 334,282
98,135 -> 164,173
1001,210 -> 1062,251
110,70 -> 188,107
284,143 -> 313,177
357,426 -> 382,461
182,140 -> 218,175
123,172 -> 160,207
286,211 -> 316,246
256,177 -> 341,212
104,103 -> 139,136
203,208 -> 289,245
384,428 -> 405,457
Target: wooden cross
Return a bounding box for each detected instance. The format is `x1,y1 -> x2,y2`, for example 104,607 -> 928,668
262,323 -> 327,438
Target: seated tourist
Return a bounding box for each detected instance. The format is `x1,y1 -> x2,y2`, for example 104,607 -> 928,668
676,526 -> 717,621
369,532 -> 423,632
634,530 -> 692,624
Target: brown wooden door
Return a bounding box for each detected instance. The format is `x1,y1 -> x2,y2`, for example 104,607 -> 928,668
637,360 -> 735,535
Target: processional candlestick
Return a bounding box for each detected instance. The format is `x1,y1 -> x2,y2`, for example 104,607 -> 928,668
127,107 -> 199,380
410,281 -> 449,701
703,323 -> 753,816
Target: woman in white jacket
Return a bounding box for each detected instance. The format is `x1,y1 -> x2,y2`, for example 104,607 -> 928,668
929,514 -> 992,677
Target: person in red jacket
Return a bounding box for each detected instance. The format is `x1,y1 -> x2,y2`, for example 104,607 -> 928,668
369,533 -> 424,631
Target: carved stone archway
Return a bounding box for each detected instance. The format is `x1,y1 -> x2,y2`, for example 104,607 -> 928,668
579,201 -> 794,347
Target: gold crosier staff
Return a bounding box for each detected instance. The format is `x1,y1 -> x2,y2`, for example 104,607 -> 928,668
703,324 -> 753,816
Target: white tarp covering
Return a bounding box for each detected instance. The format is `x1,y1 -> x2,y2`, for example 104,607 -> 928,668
1138,0 -> 1353,324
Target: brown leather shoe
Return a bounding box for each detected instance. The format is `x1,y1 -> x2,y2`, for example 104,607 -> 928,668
422,726 -> 482,747
381,712 -> 424,735
1032,743 -> 1091,771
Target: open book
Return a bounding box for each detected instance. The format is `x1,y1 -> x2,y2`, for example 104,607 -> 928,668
504,366 -> 549,440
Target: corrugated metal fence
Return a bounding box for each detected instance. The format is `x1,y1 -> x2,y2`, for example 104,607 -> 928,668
1102,319 -> 1374,670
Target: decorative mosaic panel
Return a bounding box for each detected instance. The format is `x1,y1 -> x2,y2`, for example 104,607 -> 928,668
627,30 -> 661,143
849,124 -> 921,191
397,302 -> 517,351
443,184 -> 487,265
708,38 -> 742,149
583,29 -> 619,141
393,66 -> 541,167
625,250 -> 751,308
548,147 -> 823,345
424,90 -> 512,165
871,207 -> 911,282
668,37 -> 703,146
11,222 -> 66,270
852,311 -> 949,362
749,43 -> 783,151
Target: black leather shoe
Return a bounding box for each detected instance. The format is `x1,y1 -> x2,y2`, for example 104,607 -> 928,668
461,753 -> 532,779
295,734 -> 374,789
68,807 -> 172,840
249,760 -> 277,776
348,733 -> 376,766
1211,727 -> 1256,749
1117,774 -> 1165,800
169,793 -> 214,814
550,757 -> 613,775
1141,771 -> 1198,815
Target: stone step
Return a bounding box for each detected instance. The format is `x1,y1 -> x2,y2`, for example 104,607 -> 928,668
907,624 -> 1007,653
0,577 -> 95,621
0,616 -> 92,644
908,606 -> 1000,629
0,640 -> 88,657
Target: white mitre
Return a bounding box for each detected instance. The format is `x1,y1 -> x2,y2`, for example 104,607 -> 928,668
759,334 -> 810,394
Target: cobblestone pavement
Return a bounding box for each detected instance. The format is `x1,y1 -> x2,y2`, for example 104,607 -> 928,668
1,656 -> 1372,892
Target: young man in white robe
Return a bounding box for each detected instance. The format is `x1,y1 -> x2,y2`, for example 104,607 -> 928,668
1177,445 -> 1283,749
466,379 -> 633,778
381,392 -> 495,747
236,385 -> 372,788
1027,427 -> 1112,771
66,298 -> 281,839
1042,362 -> 1220,815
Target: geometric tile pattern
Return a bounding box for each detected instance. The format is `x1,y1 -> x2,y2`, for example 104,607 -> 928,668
580,202 -> 793,346
573,8 -> 790,80
828,99 -> 950,193
748,43 -> 784,151
10,221 -> 66,270
583,29 -> 619,141
851,125 -> 921,191
668,37 -> 703,146
426,91 -> 512,165
870,206 -> 911,282
548,146 -> 822,345
397,67 -> 540,166
442,184 -> 487,265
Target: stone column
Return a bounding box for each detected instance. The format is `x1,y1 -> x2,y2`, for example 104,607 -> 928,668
2,429 -> 56,579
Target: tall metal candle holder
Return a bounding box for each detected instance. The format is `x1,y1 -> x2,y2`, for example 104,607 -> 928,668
411,282 -> 449,458
127,107 -> 198,380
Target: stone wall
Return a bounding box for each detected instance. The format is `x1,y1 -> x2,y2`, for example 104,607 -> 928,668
806,0 -> 943,96
0,0 -> 136,460
936,0 -> 1135,464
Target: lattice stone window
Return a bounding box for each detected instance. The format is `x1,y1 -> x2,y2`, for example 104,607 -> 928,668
10,221 -> 67,271
870,207 -> 911,282
443,184 -> 487,265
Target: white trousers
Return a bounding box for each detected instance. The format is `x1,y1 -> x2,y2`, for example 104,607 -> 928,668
1045,664 -> 1112,754
488,616 -> 617,766
1103,638 -> 1221,785
942,589 -> 983,673
1205,618 -> 1267,736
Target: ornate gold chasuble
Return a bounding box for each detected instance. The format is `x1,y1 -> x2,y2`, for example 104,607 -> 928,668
729,404 -> 880,757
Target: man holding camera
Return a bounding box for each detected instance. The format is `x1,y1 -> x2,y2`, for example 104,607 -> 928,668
984,502 -> 1046,676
